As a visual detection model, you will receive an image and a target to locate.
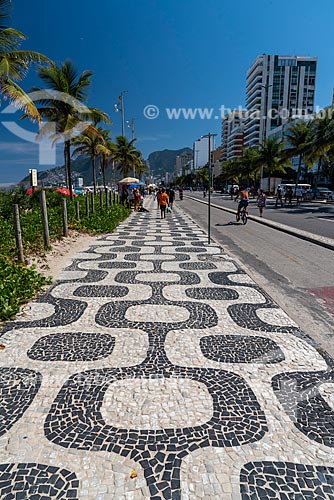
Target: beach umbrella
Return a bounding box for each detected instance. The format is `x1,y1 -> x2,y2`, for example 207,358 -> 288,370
119,177 -> 139,184
56,188 -> 77,197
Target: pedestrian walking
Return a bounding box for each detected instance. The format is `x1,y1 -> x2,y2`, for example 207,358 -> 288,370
275,186 -> 283,208
257,189 -> 266,217
120,185 -> 129,207
156,188 -> 162,209
159,188 -> 169,219
128,188 -> 135,209
295,186 -> 302,206
133,188 -> 140,211
287,187 -> 293,206
168,188 -> 175,209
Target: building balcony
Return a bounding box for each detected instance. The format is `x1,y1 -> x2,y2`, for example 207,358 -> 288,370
247,76 -> 263,92
246,95 -> 262,109
247,58 -> 264,80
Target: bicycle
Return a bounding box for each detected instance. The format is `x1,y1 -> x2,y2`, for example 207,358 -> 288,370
236,205 -> 248,225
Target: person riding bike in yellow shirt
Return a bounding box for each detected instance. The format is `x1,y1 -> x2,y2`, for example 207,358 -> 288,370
235,187 -> 249,221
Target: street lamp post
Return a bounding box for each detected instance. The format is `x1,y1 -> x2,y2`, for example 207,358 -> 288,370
126,118 -> 136,140
260,84 -> 272,189
114,90 -> 128,136
203,132 -> 217,245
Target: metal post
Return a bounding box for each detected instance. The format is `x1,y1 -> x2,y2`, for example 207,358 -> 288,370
119,90 -> 128,136
86,195 -> 90,217
91,192 -> 95,213
208,137 -> 211,245
13,204 -> 24,263
75,200 -> 80,222
61,198 -> 68,237
99,190 -> 103,208
40,190 -> 50,249
127,118 -> 136,140
121,96 -> 125,137
109,190 -> 113,206
203,132 -> 217,245
260,83 -> 272,189
105,189 -> 109,207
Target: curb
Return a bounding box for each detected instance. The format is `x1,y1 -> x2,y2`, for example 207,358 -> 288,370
186,195 -> 334,252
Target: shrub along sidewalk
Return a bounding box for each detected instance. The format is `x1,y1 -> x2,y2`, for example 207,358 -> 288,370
0,189 -> 131,321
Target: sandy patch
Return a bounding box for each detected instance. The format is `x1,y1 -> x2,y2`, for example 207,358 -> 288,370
29,230 -> 98,282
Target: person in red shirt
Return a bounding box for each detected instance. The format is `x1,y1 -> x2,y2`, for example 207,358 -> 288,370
159,188 -> 169,219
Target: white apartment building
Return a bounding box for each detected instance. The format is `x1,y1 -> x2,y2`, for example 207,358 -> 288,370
221,110 -> 246,161
193,136 -> 215,169
175,154 -> 193,177
244,54 -> 317,149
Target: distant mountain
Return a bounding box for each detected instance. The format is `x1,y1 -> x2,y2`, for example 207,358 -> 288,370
20,156 -> 96,186
147,148 -> 192,177
20,147 -> 193,185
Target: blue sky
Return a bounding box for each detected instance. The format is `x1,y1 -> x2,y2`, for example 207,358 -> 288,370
1,0 -> 334,182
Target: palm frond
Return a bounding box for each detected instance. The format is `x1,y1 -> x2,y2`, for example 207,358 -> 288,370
0,77 -> 40,121
0,0 -> 12,28
0,27 -> 26,51
81,107 -> 111,126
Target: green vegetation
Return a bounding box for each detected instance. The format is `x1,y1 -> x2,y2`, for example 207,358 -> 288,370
0,0 -> 50,121
0,258 -> 49,321
0,189 -> 131,321
220,113 -> 334,192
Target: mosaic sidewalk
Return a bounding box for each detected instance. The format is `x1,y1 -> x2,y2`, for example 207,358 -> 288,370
1,196 -> 334,500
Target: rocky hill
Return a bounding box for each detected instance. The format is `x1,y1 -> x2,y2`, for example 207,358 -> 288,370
147,147 -> 192,177
20,147 -> 192,185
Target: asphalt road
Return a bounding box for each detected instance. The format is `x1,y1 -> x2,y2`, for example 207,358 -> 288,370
189,192 -> 334,239
180,195 -> 334,358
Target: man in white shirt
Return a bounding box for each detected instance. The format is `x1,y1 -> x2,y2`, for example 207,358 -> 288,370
295,186 -> 302,206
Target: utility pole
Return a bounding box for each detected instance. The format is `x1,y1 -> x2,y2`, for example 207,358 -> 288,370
127,118 -> 136,140
260,84 -> 272,189
114,90 -> 128,137
203,133 -> 217,244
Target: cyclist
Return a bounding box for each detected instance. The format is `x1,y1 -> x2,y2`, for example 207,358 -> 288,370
235,186 -> 249,221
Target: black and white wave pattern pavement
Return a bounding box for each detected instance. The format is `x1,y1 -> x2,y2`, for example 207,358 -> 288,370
0,196 -> 333,499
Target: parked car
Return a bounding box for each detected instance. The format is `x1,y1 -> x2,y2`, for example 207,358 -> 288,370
312,188 -> 334,200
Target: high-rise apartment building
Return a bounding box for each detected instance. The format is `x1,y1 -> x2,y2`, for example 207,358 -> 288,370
221,110 -> 246,161
244,54 -> 317,149
193,136 -> 215,169
175,153 -> 193,177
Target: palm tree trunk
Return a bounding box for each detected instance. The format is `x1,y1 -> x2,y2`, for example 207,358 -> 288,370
92,156 -> 97,195
64,143 -> 69,188
65,140 -> 73,201
296,154 -> 302,187
313,156 -> 322,194
101,157 -> 107,192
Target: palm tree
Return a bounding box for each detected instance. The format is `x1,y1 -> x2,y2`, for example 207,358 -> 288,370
0,0 -> 50,120
100,129 -> 114,194
306,110 -> 333,193
222,148 -> 261,187
135,159 -> 148,179
34,61 -> 107,199
72,112 -> 111,195
257,137 -> 291,193
283,120 -> 312,186
111,136 -> 143,178
72,127 -> 108,195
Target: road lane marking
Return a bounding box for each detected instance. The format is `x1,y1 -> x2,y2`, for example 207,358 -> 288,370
271,247 -> 301,264
318,218 -> 334,223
